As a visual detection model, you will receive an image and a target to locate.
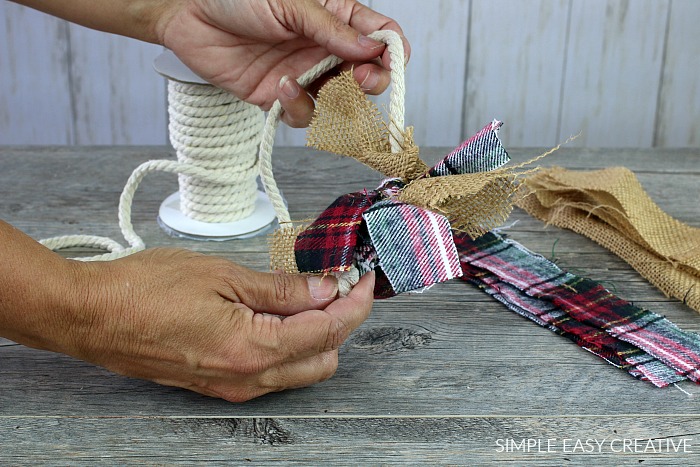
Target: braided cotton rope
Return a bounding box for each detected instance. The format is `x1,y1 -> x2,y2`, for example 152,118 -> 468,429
168,81 -> 261,222
259,29 -> 406,224
40,80 -> 263,261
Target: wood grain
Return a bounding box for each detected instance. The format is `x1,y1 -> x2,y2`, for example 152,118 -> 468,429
1,416 -> 699,464
655,0 -> 700,147
67,24 -> 167,145
1,145 -> 699,463
371,0 -> 472,147
465,0 -> 569,146
0,3 -> 74,144
3,2 -> 698,149
559,0 -> 669,147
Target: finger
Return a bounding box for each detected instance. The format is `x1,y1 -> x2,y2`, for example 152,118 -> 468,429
343,2 -> 412,69
274,271 -> 375,360
258,350 -> 339,393
285,0 -> 386,62
226,268 -> 339,315
378,34 -> 411,72
277,76 -> 316,128
305,62 -> 387,98
352,63 -> 390,95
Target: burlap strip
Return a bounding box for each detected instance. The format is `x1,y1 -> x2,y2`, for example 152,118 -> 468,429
519,166 -> 700,312
271,70 -> 544,273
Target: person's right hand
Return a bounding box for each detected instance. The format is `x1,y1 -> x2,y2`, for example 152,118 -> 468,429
74,249 -> 376,402
155,0 -> 409,127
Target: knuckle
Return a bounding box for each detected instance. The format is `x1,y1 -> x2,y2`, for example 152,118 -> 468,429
323,318 -> 350,352
271,273 -> 296,306
233,354 -> 270,377
220,387 -> 260,403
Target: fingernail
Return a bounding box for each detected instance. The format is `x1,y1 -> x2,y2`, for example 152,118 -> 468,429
307,276 -> 338,300
358,34 -> 383,49
360,70 -> 379,91
279,75 -> 299,99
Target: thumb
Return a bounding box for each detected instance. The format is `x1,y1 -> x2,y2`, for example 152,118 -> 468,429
231,269 -> 340,315
285,0 -> 385,61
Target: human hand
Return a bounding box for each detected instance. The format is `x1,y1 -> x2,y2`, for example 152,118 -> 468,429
49,248 -> 374,402
155,0 -> 410,127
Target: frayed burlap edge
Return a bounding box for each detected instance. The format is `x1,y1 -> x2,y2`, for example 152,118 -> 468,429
518,191 -> 700,313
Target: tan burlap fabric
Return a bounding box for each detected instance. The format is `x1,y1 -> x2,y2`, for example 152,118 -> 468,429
519,166 -> 700,312
269,224 -> 308,273
271,71 -> 536,273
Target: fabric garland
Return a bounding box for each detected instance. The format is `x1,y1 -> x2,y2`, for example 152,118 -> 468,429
270,70 -> 544,298
266,70 -> 700,388
269,71 -> 538,288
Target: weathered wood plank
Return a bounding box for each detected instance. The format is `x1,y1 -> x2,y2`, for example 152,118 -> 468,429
3,2 -> 700,149
655,0 -> 700,147
2,145 -> 700,463
371,0 -> 471,147
0,4 -> 74,144
67,24 -> 167,145
465,0 -> 569,147
559,0 -> 669,147
1,305 -> 698,418
1,416 -> 699,464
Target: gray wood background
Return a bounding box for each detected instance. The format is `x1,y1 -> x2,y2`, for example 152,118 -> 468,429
1,0 -> 699,148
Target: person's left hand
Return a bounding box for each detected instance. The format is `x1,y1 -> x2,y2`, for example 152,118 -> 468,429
155,0 -> 410,127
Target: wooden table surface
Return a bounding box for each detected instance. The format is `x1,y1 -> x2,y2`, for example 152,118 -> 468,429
1,146 -> 699,465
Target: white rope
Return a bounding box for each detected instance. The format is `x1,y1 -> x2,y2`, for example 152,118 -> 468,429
40,81 -> 263,260
168,81 -> 261,222
40,29 -> 406,267
258,29 -> 407,225
255,30 -> 406,296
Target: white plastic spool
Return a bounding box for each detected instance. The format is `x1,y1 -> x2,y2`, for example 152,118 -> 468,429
153,50 -> 276,241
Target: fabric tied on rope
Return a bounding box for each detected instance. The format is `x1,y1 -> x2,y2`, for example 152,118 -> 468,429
266,69 -> 700,387
454,230 -> 700,388
283,118 -> 515,298
270,71 -> 534,298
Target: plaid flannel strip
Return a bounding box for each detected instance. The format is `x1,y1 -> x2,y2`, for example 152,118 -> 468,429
550,278 -> 700,383
293,123 -> 511,295
426,120 -> 509,177
455,231 -> 700,387
363,200 -> 462,295
295,191 -> 378,274
460,262 -> 685,387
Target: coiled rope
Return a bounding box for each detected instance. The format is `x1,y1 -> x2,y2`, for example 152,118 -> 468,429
40,79 -> 264,260
40,30 -> 406,264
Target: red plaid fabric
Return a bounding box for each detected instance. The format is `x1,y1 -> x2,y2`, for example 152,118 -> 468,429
460,262 -> 684,386
294,191 -> 378,273
293,123 -> 505,295
455,231 -> 700,387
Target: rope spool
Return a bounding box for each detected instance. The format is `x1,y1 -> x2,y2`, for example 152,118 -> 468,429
155,51 -> 276,240
39,51 -> 277,260
40,30 -> 405,267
